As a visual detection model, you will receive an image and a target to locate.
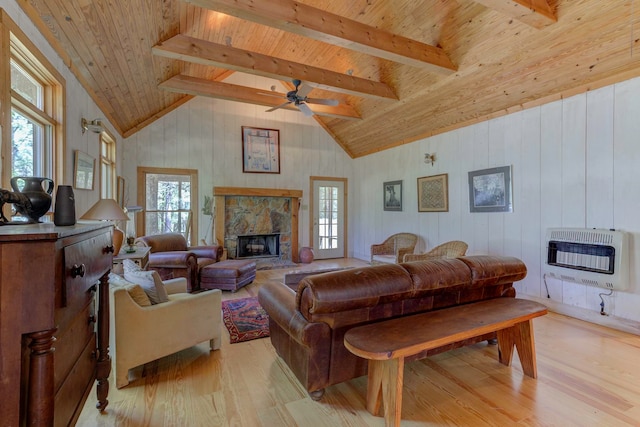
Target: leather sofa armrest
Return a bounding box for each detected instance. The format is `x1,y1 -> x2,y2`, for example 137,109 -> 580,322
258,281 -> 328,345
188,245 -> 223,261
259,281 -> 296,326
148,251 -> 197,268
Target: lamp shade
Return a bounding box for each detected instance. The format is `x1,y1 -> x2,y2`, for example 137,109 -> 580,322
81,198 -> 129,254
80,198 -> 129,221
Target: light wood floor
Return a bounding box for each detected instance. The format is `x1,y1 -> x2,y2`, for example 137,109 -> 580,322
77,258 -> 640,426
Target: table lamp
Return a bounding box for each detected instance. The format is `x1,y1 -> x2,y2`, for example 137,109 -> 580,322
80,198 -> 129,254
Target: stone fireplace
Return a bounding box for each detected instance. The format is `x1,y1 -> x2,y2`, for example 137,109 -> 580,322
213,187 -> 302,262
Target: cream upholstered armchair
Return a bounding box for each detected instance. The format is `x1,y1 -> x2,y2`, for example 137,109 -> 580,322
403,240 -> 468,262
370,232 -> 418,265
109,274 -> 222,388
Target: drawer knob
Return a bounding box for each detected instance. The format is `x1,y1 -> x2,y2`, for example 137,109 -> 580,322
71,263 -> 86,278
104,245 -> 115,254
88,315 -> 96,324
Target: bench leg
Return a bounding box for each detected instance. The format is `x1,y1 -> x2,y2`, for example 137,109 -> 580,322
497,319 -> 538,378
366,358 -> 404,427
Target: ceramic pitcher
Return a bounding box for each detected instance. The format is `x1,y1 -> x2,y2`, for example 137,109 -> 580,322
10,176 -> 55,223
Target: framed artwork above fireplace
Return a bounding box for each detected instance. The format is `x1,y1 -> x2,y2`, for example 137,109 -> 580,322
242,126 -> 280,174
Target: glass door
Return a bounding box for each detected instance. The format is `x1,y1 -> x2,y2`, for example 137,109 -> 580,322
311,178 -> 346,259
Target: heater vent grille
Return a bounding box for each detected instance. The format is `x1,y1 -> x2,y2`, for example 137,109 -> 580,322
545,228 -> 629,290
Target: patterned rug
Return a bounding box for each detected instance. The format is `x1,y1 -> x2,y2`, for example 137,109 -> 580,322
221,297 -> 270,344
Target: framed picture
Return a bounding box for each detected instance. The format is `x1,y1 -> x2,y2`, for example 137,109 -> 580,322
417,173 -> 448,212
383,180 -> 402,211
468,165 -> 513,212
74,150 -> 95,190
242,126 -> 280,173
117,176 -> 125,208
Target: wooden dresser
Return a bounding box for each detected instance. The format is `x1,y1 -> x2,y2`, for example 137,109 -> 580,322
0,222 -> 113,426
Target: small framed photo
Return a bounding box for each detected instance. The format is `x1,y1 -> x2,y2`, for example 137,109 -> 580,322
383,180 -> 402,211
242,126 -> 280,174
468,165 -> 513,213
417,173 -> 448,212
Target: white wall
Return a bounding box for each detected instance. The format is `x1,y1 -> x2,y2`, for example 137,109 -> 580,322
8,0 -> 638,333
1,5 -> 120,215
351,80 -> 640,332
122,74 -> 353,246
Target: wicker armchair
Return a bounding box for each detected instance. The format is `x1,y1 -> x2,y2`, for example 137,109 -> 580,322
370,233 -> 418,265
403,240 -> 468,262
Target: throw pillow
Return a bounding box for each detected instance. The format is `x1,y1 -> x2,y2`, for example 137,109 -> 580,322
125,284 -> 152,307
108,272 -> 134,288
122,259 -> 169,304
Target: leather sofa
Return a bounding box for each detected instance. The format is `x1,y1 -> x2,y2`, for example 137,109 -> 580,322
258,255 -> 527,400
135,233 -> 223,292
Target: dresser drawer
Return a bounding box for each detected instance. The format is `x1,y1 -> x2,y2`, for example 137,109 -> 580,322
54,334 -> 97,427
63,231 -> 112,309
54,300 -> 95,391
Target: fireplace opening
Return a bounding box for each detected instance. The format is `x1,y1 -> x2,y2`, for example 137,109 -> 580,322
236,234 -> 280,259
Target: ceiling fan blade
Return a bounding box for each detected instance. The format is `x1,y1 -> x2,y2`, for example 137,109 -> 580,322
305,98 -> 339,106
266,101 -> 292,112
296,82 -> 313,98
297,102 -> 314,117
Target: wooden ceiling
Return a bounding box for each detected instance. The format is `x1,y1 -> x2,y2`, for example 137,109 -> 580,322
17,0 -> 640,158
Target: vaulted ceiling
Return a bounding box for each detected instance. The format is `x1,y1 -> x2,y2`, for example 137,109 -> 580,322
18,0 -> 640,158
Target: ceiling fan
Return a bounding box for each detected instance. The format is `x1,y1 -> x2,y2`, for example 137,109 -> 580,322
265,79 -> 338,116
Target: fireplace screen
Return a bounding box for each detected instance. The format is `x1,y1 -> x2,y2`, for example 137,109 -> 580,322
237,234 -> 280,259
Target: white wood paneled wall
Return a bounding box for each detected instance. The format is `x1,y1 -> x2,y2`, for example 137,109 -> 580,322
352,79 -> 640,331
122,74 -> 353,249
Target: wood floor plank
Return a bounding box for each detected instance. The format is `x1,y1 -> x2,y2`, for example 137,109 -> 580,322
76,258 -> 640,426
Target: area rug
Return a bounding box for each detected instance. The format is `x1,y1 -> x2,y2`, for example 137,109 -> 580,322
221,297 -> 270,344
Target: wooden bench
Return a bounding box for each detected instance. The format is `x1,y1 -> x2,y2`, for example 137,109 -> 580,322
344,298 -> 548,427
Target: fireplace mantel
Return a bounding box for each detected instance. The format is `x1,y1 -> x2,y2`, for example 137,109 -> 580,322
213,187 -> 303,262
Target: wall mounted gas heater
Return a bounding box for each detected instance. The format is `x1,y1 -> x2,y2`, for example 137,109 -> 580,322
545,228 -> 629,290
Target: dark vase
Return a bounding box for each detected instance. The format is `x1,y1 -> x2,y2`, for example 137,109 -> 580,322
54,185 -> 76,226
10,176 -> 55,223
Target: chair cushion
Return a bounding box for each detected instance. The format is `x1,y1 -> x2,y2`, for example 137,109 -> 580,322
123,259 -> 169,304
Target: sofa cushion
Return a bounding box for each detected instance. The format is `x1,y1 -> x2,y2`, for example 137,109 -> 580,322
123,259 -> 169,304
399,258 -> 471,292
457,256 -> 527,287
297,264 -> 413,317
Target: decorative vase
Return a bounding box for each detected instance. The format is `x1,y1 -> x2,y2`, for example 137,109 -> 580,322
54,185 -> 76,226
299,247 -> 314,264
10,176 -> 55,223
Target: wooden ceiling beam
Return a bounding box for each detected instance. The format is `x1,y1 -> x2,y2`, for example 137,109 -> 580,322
158,74 -> 362,120
473,0 -> 556,29
183,0 -> 457,73
153,34 -> 397,100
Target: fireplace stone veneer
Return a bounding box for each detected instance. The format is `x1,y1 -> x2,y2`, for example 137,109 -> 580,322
213,187 -> 303,262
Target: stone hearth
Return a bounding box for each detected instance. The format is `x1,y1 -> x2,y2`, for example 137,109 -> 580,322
213,187 -> 302,262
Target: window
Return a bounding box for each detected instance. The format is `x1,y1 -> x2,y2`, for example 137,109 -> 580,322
137,167 -> 198,244
10,60 -> 55,179
100,132 -> 116,199
1,14 -> 65,219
